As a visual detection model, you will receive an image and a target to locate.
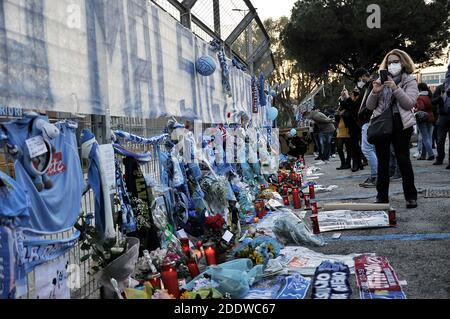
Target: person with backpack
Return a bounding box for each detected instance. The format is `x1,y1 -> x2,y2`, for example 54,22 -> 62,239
415,83 -> 435,161
432,62 -> 450,169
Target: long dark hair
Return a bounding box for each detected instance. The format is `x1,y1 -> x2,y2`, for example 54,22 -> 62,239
418,82 -> 432,98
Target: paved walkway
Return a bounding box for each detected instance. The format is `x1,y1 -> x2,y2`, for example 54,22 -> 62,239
304,153 -> 450,299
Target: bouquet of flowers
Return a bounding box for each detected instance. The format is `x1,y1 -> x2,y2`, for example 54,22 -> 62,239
203,215 -> 233,254
180,278 -> 228,300
233,236 -> 282,267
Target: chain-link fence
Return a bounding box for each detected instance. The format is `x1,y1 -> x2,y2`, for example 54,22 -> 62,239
151,0 -> 275,76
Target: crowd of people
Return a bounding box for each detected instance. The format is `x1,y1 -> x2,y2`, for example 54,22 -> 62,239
288,49 -> 450,209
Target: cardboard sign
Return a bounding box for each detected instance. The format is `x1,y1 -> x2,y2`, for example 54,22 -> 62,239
222,230 -> 234,243
355,255 -> 406,299
98,144 -> 116,194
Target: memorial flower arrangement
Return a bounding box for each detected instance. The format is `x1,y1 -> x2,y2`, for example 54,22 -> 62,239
203,214 -> 233,254
180,278 -> 230,300
234,236 -> 282,266
200,175 -> 230,207
133,247 -> 190,281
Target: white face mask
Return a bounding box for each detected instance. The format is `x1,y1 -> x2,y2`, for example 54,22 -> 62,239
388,63 -> 402,76
357,81 -> 365,89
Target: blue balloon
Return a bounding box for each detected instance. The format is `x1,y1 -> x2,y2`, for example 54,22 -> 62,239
267,107 -> 279,121
290,129 -> 297,136
196,56 -> 216,76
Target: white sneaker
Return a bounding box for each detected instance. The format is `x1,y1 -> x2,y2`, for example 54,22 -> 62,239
331,154 -> 336,158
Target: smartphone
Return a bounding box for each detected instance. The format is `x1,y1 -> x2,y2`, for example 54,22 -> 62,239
379,70 -> 389,84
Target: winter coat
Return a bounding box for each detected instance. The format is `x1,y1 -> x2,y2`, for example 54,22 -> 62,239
366,73 -> 418,130
416,94 -> 435,123
339,97 -> 361,137
309,111 -> 336,133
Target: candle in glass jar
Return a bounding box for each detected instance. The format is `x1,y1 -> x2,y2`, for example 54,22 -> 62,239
304,195 -> 311,208
297,174 -> 303,187
283,195 -> 290,206
292,187 -> 302,209
187,259 -> 200,278
255,200 -> 266,219
180,238 -> 191,258
204,244 -> 217,266
149,273 -> 162,290
161,262 -> 179,298
311,202 -> 318,215
309,185 -> 316,199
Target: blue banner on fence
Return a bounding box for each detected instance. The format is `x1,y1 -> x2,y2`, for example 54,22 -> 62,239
0,0 -> 254,124
19,230 -> 80,274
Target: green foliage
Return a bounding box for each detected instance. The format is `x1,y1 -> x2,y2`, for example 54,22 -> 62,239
131,197 -> 152,230
282,0 -> 450,78
74,213 -> 126,274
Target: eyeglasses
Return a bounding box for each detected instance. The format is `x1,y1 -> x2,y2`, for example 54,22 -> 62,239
388,60 -> 401,65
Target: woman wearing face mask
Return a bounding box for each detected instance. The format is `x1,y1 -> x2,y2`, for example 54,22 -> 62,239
366,49 -> 419,209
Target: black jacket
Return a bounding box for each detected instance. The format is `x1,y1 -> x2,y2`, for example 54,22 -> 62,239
432,85 -> 448,117
339,97 -> 361,137
358,78 -> 376,125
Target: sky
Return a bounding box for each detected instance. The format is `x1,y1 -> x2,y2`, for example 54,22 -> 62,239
251,0 -> 297,21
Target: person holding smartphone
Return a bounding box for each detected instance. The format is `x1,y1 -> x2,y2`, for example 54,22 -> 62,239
366,49 -> 419,209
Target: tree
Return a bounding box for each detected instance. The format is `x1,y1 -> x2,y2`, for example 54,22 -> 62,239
263,17 -> 324,127
281,0 -> 450,79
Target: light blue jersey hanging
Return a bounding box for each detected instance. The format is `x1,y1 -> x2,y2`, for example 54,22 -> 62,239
1,120 -> 84,233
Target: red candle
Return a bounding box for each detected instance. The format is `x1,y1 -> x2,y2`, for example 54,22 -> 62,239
180,238 -> 191,258
388,210 -> 397,227
311,202 -> 318,215
283,196 -> 290,206
282,185 -> 289,196
161,262 -> 179,298
290,171 -> 297,181
204,244 -> 217,266
309,185 -> 316,199
187,259 -> 200,278
292,187 -> 302,209
149,273 -> 162,290
304,195 -> 311,208
297,175 -> 303,187
310,214 -> 320,234
255,200 -> 266,219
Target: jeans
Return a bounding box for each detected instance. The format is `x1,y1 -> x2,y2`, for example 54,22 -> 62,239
436,115 -> 450,163
418,122 -> 434,158
361,123 -> 378,178
313,132 -> 322,157
319,132 -> 333,161
375,114 -> 417,201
